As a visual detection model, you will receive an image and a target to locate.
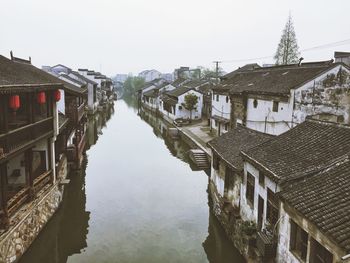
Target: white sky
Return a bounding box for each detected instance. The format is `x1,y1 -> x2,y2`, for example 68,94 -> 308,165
1,0 -> 350,76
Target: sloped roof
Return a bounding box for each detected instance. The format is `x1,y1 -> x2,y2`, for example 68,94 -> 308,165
241,119 -> 350,183
280,156 -> 350,252
334,51 -> 350,58
208,125 -> 273,171
0,55 -> 85,95
143,88 -> 158,98
70,71 -> 98,85
166,86 -> 191,98
223,61 -> 343,95
171,77 -> 188,87
222,63 -> 261,80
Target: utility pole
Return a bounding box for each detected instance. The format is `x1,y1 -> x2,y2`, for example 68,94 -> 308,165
213,61 -> 221,84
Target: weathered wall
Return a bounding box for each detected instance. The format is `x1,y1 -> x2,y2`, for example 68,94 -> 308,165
276,202 -> 347,263
211,94 -> 231,121
240,161 -> 279,228
230,95 -> 246,128
293,65 -> 350,125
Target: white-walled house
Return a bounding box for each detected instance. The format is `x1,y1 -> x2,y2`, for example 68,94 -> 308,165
138,69 -> 162,82
69,71 -> 98,115
142,82 -> 175,111
211,85 -> 231,136
160,87 -> 203,122
239,120 -> 350,262
225,61 -> 350,135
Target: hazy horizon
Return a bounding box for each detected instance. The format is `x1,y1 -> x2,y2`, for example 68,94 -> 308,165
1,0 -> 350,76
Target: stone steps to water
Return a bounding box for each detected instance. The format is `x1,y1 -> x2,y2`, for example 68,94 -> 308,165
189,149 -> 210,169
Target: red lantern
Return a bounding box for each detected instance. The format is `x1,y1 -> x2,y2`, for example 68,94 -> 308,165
37,92 -> 46,104
54,90 -> 61,102
9,95 -> 20,111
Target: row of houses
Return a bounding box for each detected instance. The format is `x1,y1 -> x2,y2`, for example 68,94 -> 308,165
0,52 -> 112,263
208,52 -> 350,263
139,52 -> 350,262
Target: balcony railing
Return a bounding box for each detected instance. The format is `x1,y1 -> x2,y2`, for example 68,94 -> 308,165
6,170 -> 52,217
67,103 -> 86,125
7,187 -> 30,216
0,117 -> 53,159
33,170 -> 52,194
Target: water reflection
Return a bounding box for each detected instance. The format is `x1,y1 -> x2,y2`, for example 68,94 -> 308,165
19,100 -> 244,263
19,107 -> 114,263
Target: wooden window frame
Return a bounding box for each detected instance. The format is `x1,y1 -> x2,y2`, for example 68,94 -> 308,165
246,172 -> 255,207
266,188 -> 279,226
310,238 -> 333,263
290,220 -> 308,262
272,101 -> 279,112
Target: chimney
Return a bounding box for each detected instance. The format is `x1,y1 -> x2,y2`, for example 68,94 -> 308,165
298,57 -> 304,66
334,51 -> 350,66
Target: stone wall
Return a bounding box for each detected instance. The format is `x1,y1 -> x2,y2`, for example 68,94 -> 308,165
0,157 -> 67,263
209,181 -> 260,262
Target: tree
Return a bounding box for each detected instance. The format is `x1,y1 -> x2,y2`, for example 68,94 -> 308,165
274,14 -> 300,65
123,76 -> 145,98
182,93 -> 198,123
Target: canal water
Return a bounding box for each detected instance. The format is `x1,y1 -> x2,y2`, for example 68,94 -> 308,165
19,100 -> 245,263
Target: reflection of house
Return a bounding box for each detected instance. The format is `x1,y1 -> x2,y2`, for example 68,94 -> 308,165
0,53 -> 70,262
240,120 -> 350,262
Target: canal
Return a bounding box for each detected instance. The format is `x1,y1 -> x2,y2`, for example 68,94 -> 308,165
19,100 -> 245,263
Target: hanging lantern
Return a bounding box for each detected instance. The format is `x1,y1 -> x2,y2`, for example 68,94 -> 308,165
54,90 -> 61,102
9,95 -> 20,111
37,91 -> 46,104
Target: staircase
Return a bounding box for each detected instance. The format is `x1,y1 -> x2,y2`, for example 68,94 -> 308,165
189,149 -> 210,169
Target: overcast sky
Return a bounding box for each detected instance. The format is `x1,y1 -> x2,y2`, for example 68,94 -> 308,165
1,0 -> 350,76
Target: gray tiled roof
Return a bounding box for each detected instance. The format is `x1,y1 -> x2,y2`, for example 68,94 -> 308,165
166,86 -> 191,98
208,125 -> 273,171
223,61 -> 342,95
0,55 -> 85,95
242,120 -> 350,183
280,156 -> 350,252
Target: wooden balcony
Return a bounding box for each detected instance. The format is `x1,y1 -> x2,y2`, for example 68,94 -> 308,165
0,117 -> 53,161
67,103 -> 86,125
6,170 -> 52,217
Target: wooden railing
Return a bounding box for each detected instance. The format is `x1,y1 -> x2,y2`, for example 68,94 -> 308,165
66,146 -> 77,162
77,133 -> 86,158
33,170 -> 52,194
67,103 -> 86,125
77,103 -> 85,122
7,187 -> 30,216
0,117 -> 53,158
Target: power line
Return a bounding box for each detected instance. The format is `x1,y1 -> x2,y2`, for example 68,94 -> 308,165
219,38 -> 350,64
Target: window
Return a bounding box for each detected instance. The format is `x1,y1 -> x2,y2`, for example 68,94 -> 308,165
253,99 -> 258,108
290,220 -> 308,262
215,120 -> 218,127
216,94 -> 219,102
226,96 -> 229,103
272,101 -> 279,112
259,172 -> 265,186
212,153 -> 219,170
224,123 -> 228,131
266,188 -> 279,226
310,238 -> 333,263
178,105 -> 182,110
246,172 -> 255,207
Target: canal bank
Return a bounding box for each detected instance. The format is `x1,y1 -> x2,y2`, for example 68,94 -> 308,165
19,100 -> 245,263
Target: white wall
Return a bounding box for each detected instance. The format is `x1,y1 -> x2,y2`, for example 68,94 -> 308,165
174,90 -> 203,120
240,161 -> 279,227
211,93 -> 231,120
57,89 -> 65,115
246,97 -> 293,136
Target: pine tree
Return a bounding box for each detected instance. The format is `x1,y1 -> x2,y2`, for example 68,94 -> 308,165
274,15 -> 300,65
